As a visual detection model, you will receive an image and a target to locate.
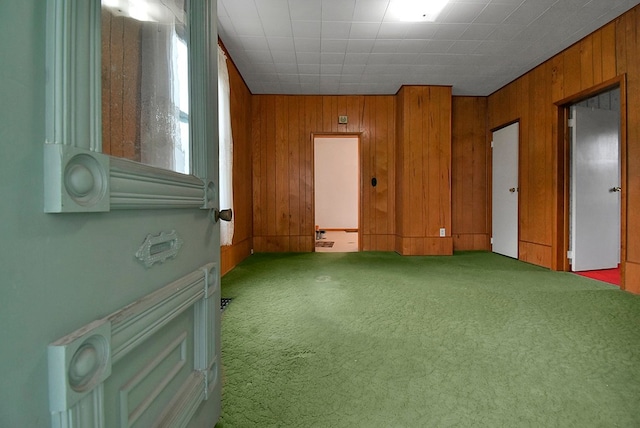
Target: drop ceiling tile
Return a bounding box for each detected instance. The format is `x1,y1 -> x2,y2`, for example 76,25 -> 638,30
245,49 -> 274,63
367,54 -> 394,65
459,24 -> 497,40
221,0 -> 263,37
289,1 -> 322,21
346,39 -> 376,53
371,39 -> 402,53
405,22 -> 439,39
320,74 -> 342,84
298,63 -> 321,74
217,0 -> 229,17
299,83 -> 321,93
447,40 -> 483,54
261,82 -> 283,93
278,73 -> 300,83
321,21 -> 352,39
239,36 -> 270,51
271,50 -> 297,63
397,39 -> 428,53
300,74 -> 321,84
353,0 -> 389,22
433,23 -> 471,39
267,37 -> 295,51
342,64 -> 366,74
294,38 -> 321,52
474,39 -> 516,55
253,73 -> 279,83
256,1 -> 292,37
439,3 -> 487,23
339,83 -> 364,92
390,53 -> 423,64
502,2 -> 553,25
473,3 -> 518,24
350,22 -> 381,39
296,52 -> 321,64
485,24 -> 522,40
424,39 -> 456,53
248,62 -> 277,74
340,74 -> 365,83
343,52 -> 370,64
377,22 -> 409,38
322,0 -> 356,21
321,52 -> 346,64
292,21 -> 322,38
322,39 -> 349,53
280,83 -> 301,93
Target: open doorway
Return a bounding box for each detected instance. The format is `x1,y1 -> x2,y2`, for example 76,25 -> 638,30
568,87 -> 622,285
313,135 -> 360,253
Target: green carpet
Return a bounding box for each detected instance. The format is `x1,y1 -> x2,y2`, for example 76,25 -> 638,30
217,251 -> 640,427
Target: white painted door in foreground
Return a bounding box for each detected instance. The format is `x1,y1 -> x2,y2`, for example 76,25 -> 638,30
492,123 -> 519,259
570,106 -> 620,271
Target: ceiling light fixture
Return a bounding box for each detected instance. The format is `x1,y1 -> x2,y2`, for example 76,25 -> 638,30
389,0 -> 449,22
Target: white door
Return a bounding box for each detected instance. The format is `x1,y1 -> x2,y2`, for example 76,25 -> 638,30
570,106 -> 620,271
492,123 -> 519,259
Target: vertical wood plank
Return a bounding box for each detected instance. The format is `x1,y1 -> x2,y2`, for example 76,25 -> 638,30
109,15 -> 124,158
122,19 -> 141,162
101,12 -> 112,155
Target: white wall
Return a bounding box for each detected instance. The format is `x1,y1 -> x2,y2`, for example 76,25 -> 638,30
314,137 -> 359,229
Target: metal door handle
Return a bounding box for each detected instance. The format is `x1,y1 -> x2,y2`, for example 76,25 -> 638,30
509,187 -> 517,193
214,208 -> 233,222
610,186 -> 621,193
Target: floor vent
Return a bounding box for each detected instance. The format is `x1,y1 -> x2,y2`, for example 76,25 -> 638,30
221,297 -> 233,312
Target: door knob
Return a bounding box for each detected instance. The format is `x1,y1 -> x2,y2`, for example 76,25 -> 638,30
509,187 -> 517,193
214,208 -> 233,222
610,186 -> 622,192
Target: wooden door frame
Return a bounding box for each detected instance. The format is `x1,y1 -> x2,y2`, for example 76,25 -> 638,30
489,120 -> 521,258
311,132 -> 363,252
553,75 -> 627,289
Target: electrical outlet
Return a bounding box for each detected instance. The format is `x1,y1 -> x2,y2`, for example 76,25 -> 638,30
439,228 -> 446,237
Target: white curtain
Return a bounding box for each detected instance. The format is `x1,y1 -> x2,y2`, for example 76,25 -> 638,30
139,0 -> 189,173
218,46 -> 234,246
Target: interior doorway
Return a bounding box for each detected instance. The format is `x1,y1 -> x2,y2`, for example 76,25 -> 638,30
568,88 -> 621,280
491,122 -> 519,259
313,135 -> 360,253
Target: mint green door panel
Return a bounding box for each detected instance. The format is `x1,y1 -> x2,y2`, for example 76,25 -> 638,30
0,1 -> 221,426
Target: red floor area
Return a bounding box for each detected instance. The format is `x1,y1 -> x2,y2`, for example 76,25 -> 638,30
575,267 -> 620,286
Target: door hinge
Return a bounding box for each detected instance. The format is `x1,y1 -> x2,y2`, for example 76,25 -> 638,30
568,118 -> 575,128
490,237 -> 493,245
567,250 -> 573,259
491,140 -> 494,148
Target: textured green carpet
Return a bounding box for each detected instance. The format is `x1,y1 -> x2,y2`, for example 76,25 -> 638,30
217,252 -> 640,427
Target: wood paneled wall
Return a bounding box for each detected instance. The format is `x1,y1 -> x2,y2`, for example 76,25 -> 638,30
251,95 -> 397,252
220,44 -> 253,276
101,13 -> 141,160
395,86 -> 453,255
487,7 -> 640,292
452,97 -> 490,251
